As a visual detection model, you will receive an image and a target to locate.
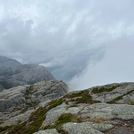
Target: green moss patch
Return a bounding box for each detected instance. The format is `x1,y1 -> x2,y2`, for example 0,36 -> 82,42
75,91 -> 93,104
47,98 -> 64,109
26,85 -> 34,95
64,90 -> 101,104
92,85 -> 119,94
7,107 -> 46,134
43,113 -> 81,130
0,122 -> 4,125
66,105 -> 78,110
129,101 -> 134,105
107,90 -> 134,104
64,91 -> 85,98
26,101 -> 38,107
17,119 -> 22,124
20,108 -> 28,114
0,126 -> 13,133
69,90 -> 98,104
107,96 -> 123,104
7,98 -> 64,134
56,113 -> 81,123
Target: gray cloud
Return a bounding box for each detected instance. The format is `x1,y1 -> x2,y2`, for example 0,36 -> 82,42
71,35 -> 134,90
0,0 -> 134,83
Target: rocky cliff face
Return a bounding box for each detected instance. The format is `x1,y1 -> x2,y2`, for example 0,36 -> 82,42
1,82 -> 134,134
0,56 -> 55,92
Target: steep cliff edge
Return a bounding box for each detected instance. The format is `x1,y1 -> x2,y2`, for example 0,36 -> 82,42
1,82 -> 134,134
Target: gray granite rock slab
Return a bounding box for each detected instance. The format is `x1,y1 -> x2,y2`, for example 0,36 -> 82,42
34,129 -> 59,134
61,122 -> 104,134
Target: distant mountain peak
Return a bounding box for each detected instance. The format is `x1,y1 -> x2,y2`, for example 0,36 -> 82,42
0,55 -> 21,67
0,55 -> 55,91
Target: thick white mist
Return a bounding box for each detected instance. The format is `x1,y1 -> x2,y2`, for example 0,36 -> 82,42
70,37 -> 134,90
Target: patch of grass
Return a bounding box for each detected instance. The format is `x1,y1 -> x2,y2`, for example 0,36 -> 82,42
26,101 -> 38,107
65,101 -> 69,105
75,91 -> 93,104
0,122 -> 4,125
26,103 -> 33,107
128,101 -> 134,105
92,85 -> 119,94
20,108 -> 28,114
0,126 -> 13,133
26,85 -> 34,95
94,100 -> 102,103
10,107 -> 22,114
56,113 -> 81,124
66,105 -> 78,110
64,91 -> 84,98
107,96 -> 123,104
18,119 -> 22,124
47,98 -> 64,109
43,113 -> 81,130
64,90 -> 101,104
8,106 -> 47,134
82,117 -> 109,123
7,97 -> 64,134
114,114 -> 118,116
107,89 -> 134,104
7,122 -> 27,134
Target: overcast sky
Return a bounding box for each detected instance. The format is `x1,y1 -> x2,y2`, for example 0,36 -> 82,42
0,0 -> 134,89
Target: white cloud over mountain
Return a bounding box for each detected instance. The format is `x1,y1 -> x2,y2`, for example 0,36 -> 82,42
0,0 -> 134,85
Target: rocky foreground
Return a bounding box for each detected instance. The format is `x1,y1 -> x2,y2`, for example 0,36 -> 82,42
0,80 -> 68,128
1,82 -> 134,134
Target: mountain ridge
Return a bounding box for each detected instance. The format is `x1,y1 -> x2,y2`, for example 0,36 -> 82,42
0,56 -> 55,92
0,55 -> 21,67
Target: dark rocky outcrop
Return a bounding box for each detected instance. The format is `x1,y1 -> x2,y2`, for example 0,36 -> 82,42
0,56 -> 55,92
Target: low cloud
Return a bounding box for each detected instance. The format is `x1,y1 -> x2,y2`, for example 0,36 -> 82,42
0,0 -> 134,83
71,35 -> 134,90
